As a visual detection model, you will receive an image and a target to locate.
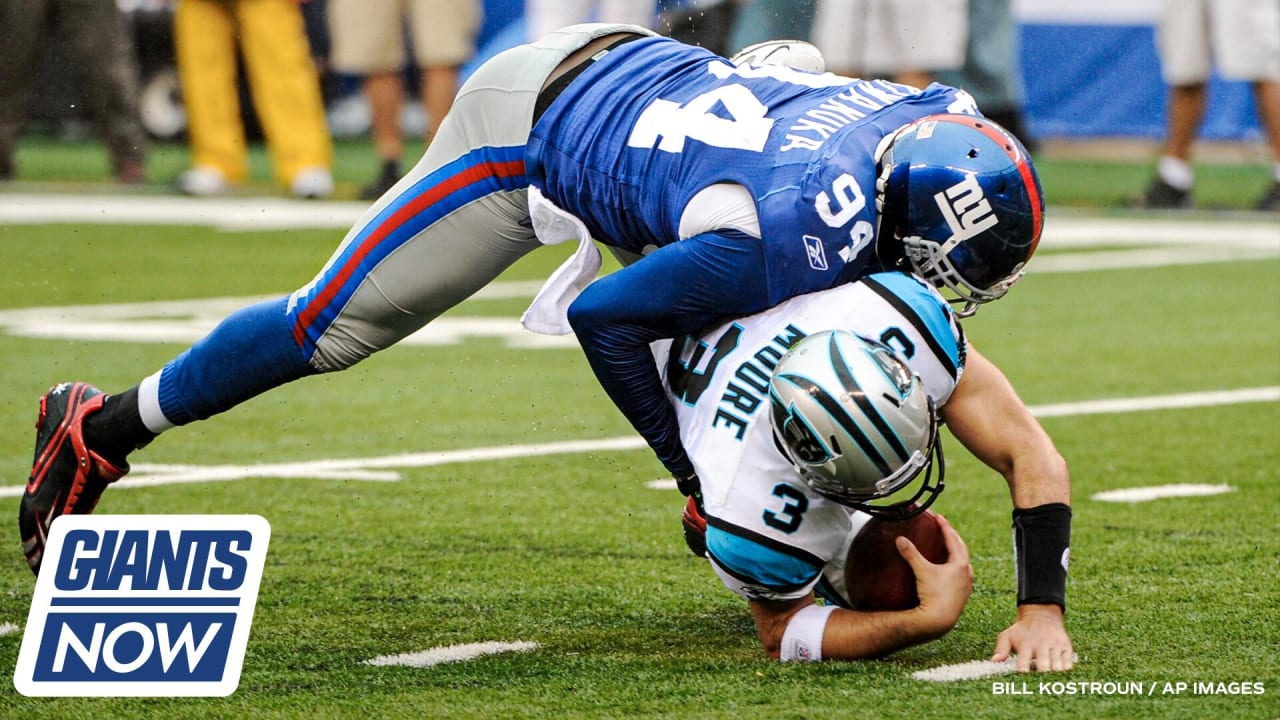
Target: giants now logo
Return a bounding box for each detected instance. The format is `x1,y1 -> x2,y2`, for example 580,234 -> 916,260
14,515 -> 270,697
934,175 -> 998,242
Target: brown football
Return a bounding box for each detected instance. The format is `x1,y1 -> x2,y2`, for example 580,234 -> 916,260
845,510 -> 949,611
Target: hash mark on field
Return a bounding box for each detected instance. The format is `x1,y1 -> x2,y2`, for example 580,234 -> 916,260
913,658 -> 1017,682
1091,483 -> 1236,503
364,641 -> 539,668
914,653 -> 1080,681
0,622 -> 20,637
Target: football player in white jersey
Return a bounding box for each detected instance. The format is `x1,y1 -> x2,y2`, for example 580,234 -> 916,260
663,271 -> 1073,670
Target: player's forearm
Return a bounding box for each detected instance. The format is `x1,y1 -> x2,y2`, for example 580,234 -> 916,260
944,345 -> 1071,510
755,600 -> 956,661
568,285 -> 695,477
574,318 -> 694,477
1006,448 -> 1070,509
568,232 -> 772,478
816,607 -> 954,660
1003,442 -> 1072,610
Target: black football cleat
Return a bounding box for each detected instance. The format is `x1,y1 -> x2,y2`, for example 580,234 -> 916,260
19,382 -> 128,575
1136,177 -> 1191,209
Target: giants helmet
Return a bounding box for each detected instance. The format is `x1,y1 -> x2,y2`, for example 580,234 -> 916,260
768,330 -> 945,520
875,114 -> 1044,316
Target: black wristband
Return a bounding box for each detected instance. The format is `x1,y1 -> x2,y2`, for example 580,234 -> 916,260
1012,503 -> 1071,611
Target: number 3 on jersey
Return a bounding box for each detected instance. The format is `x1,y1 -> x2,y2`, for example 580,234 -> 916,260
763,483 -> 809,533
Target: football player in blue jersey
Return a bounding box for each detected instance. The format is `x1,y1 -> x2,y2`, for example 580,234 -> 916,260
662,272 -> 1072,670
20,25 -> 1044,583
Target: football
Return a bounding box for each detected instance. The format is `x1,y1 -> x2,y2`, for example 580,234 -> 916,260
729,40 -> 827,73
845,510 -> 949,611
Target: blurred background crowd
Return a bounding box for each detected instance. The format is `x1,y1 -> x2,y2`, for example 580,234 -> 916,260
0,0 -> 1275,210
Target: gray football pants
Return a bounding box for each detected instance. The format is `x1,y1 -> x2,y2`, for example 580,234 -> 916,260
286,23 -> 654,372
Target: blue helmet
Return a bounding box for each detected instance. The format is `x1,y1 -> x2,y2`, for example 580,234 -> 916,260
875,114 -> 1044,316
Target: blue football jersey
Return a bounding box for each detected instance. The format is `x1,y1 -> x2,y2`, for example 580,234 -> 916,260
527,35 -> 980,303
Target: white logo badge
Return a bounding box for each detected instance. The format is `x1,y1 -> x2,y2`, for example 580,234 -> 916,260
15,515 -> 270,697
802,234 -> 829,271
934,174 -> 998,242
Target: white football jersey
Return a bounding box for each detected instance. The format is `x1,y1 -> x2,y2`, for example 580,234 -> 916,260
655,271 -> 966,603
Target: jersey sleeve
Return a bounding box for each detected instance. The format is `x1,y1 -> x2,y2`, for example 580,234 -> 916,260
567,229 -> 774,477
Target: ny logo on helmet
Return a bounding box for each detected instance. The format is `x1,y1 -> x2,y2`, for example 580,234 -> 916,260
934,174 -> 998,242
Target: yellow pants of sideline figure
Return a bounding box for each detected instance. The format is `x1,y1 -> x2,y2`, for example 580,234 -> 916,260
175,0 -> 332,185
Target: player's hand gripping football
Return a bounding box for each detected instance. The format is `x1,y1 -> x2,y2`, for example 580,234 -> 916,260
897,513 -> 973,635
992,603 -> 1075,672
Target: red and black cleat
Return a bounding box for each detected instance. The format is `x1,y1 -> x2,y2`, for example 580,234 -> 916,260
19,382 -> 128,575
681,494 -> 708,559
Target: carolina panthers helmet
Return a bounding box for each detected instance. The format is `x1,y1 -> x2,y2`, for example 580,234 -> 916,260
768,330 -> 945,520
875,113 -> 1044,317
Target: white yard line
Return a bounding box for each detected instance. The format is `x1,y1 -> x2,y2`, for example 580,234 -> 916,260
1031,245 -> 1279,273
0,293 -> 580,349
1,193 -> 1277,252
1030,387 -> 1280,417
0,388 -> 1273,498
0,194 -> 368,231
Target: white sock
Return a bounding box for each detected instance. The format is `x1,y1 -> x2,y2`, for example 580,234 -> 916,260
1272,163 -> 1280,183
1157,156 -> 1194,191
138,370 -> 176,433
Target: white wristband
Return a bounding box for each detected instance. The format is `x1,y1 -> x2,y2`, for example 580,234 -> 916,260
779,604 -> 837,662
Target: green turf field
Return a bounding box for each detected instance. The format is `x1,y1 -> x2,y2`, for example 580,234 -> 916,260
0,165 -> 1278,718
